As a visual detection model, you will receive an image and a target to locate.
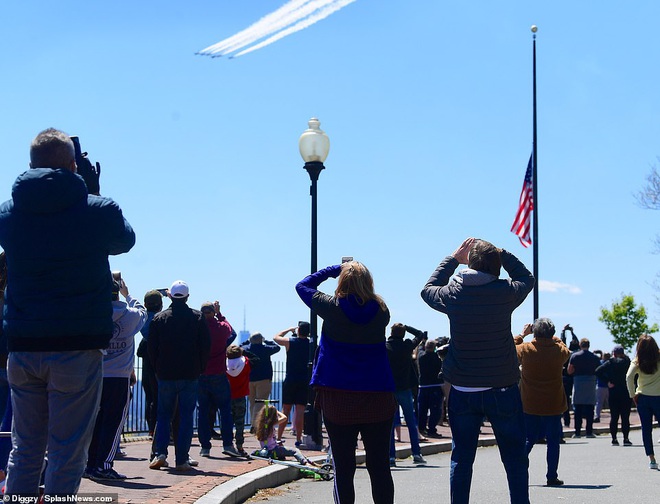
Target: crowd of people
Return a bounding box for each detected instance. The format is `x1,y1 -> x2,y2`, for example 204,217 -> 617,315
0,129 -> 658,504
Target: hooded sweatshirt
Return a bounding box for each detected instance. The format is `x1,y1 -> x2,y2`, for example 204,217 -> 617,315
105,295 -> 148,377
0,168 -> 135,351
296,265 -> 395,392
227,356 -> 252,399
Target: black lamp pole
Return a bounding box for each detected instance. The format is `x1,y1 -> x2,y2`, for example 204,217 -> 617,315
302,160 -> 324,448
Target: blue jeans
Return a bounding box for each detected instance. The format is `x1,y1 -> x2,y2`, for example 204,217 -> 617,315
448,385 -> 529,504
524,413 -> 562,480
197,374 -> 234,449
0,367 -> 9,428
6,350 -> 103,496
155,379 -> 198,465
390,389 -> 421,457
637,394 -> 660,456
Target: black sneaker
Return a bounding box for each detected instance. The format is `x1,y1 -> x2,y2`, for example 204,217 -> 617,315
90,468 -> 127,480
623,439 -> 633,446
223,445 -> 241,457
546,478 -> 564,487
612,439 -> 620,445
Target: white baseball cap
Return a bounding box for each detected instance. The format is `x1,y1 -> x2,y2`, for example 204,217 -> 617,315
169,280 -> 189,298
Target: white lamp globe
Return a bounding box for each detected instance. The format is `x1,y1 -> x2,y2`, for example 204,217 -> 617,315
299,118 -> 330,163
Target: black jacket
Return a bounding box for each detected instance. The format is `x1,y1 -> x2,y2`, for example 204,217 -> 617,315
418,350 -> 444,386
0,168 -> 135,351
386,326 -> 426,391
148,300 -> 211,380
421,250 -> 534,388
596,355 -> 631,395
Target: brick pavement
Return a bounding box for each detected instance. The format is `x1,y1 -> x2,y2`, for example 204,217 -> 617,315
79,411 -> 623,503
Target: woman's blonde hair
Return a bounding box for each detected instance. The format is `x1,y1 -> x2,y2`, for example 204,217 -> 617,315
255,404 -> 279,442
334,261 -> 386,311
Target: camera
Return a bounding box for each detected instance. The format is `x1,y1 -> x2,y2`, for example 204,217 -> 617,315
70,136 -> 101,195
341,256 -> 353,263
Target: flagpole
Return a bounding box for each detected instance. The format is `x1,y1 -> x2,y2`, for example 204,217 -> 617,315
531,25 -> 539,320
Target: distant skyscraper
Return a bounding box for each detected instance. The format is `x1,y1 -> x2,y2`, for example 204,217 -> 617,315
238,306 -> 250,345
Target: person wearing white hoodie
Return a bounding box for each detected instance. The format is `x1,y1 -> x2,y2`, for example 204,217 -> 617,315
85,277 -> 147,480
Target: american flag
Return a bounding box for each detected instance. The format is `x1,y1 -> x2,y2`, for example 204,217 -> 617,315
510,155 -> 534,247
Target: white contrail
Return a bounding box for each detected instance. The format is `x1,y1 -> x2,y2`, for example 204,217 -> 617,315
197,0 -> 356,58
232,0 -> 356,57
211,0 -> 334,56
197,0 -> 315,56
198,0 -> 339,57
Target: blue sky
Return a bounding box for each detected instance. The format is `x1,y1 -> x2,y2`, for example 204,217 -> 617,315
2,1 -> 659,358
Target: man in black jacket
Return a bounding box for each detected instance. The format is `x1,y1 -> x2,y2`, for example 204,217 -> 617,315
148,281 -> 210,471
417,339 -> 444,438
595,344 -> 632,445
386,323 -> 427,466
421,237 -> 534,504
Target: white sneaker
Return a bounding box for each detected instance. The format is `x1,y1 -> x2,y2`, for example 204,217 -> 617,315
187,458 -> 199,467
149,454 -> 168,470
650,461 -> 658,470
200,448 -> 210,457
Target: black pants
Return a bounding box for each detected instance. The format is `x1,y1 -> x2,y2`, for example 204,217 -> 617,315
562,381 -> 572,426
141,356 -> 158,433
324,417 -> 394,504
608,389 -> 632,440
573,404 -> 594,436
87,377 -> 130,471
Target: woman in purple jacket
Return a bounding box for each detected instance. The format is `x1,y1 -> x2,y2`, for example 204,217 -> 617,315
296,261 -> 396,504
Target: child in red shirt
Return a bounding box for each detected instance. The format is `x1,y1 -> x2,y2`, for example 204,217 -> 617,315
226,345 -> 257,456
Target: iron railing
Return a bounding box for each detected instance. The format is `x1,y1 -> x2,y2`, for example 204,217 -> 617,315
124,357 -> 286,435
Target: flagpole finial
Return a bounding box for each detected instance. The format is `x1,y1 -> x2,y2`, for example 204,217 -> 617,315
531,25 -> 538,38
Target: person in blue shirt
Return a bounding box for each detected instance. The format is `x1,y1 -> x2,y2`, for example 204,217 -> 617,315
241,333 -> 281,430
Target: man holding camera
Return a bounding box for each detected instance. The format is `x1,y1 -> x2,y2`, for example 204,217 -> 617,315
86,275 -> 147,480
386,323 -> 428,466
0,128 -> 135,497
421,237 -> 534,504
273,321 -> 311,446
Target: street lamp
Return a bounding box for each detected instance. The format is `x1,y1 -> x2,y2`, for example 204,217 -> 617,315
299,117 -> 329,449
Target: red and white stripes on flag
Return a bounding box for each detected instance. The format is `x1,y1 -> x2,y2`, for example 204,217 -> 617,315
510,156 -> 534,247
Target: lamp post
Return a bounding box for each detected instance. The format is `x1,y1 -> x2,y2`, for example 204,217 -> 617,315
299,117 -> 329,449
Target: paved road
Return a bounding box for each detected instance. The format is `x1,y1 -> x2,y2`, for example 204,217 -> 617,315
256,430 -> 659,504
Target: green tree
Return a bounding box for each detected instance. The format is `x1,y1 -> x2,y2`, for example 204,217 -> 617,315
599,294 -> 659,352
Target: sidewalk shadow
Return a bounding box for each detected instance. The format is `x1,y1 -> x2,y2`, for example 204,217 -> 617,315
533,484 -> 611,490
88,479 -> 170,491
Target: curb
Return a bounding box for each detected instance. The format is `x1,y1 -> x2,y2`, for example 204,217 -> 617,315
199,423 -> 641,504
196,463 -> 299,504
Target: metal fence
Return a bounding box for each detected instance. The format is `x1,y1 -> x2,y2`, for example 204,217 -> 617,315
124,357 -> 286,435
